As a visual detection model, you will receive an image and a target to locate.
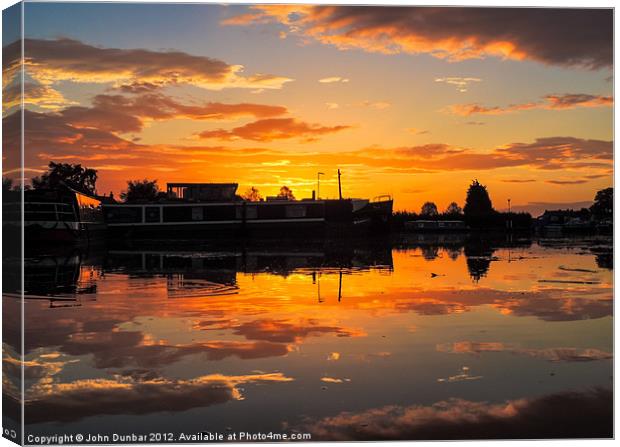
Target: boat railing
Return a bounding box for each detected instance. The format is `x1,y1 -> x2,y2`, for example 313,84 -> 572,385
371,194 -> 392,203
25,202 -> 75,221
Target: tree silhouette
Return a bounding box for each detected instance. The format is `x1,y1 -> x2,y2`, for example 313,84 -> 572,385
420,201 -> 439,217
445,201 -> 463,217
595,252 -> 613,270
31,162 -> 98,194
421,246 -> 439,260
121,179 -> 165,202
464,240 -> 494,282
464,180 -> 494,217
2,177 -> 14,191
277,186 -> 295,200
242,186 -> 262,202
590,187 -> 612,218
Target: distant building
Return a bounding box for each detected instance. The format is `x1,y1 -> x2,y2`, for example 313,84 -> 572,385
536,209 -> 593,232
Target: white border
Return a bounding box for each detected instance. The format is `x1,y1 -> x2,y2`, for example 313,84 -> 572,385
0,2 -> 616,447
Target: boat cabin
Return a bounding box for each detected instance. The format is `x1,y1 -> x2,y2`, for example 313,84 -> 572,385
166,183 -> 238,202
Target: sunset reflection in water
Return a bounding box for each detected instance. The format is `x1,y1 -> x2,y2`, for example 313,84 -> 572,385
3,236 -> 612,439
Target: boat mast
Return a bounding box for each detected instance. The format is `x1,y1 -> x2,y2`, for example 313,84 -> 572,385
338,169 -> 342,200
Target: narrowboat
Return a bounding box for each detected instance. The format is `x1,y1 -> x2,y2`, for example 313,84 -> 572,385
103,182 -> 392,239
22,187 -> 106,243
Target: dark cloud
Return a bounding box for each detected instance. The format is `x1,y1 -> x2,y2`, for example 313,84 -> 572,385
501,179 -> 536,183
4,38 -> 292,90
5,109 -> 141,179
231,318 -> 365,343
22,317 -> 290,369
59,93 -> 288,133
544,93 -> 613,109
546,179 -> 588,185
389,287 -> 612,322
117,81 -> 163,94
449,93 -> 612,116
300,388 -> 612,440
363,137 -> 612,172
496,136 -> 612,163
225,6 -> 612,69
436,341 -> 612,362
584,174 -> 610,180
19,108 -> 138,153
24,372 -> 292,424
61,333 -> 290,369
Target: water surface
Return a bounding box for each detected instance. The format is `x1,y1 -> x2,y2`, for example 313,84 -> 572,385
3,235 -> 613,440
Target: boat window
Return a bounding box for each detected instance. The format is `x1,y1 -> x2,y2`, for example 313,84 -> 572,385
163,206 -> 192,223
258,205 -> 286,220
191,207 -> 204,221
305,203 -> 324,218
105,207 -> 141,223
145,207 -> 160,223
205,205 -> 236,221
246,205 -> 257,219
236,205 -> 258,220
286,205 -> 306,218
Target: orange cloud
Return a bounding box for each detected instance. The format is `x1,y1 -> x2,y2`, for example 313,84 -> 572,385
231,318 -> 366,342
4,106 -> 611,193
223,6 -> 612,69
320,376 -> 349,383
196,117 -> 352,142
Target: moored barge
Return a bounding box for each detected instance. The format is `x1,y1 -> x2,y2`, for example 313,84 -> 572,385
4,187 -> 106,244
103,183 -> 392,238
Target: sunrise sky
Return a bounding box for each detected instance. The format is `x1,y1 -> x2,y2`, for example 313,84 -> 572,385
2,3 -> 614,214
